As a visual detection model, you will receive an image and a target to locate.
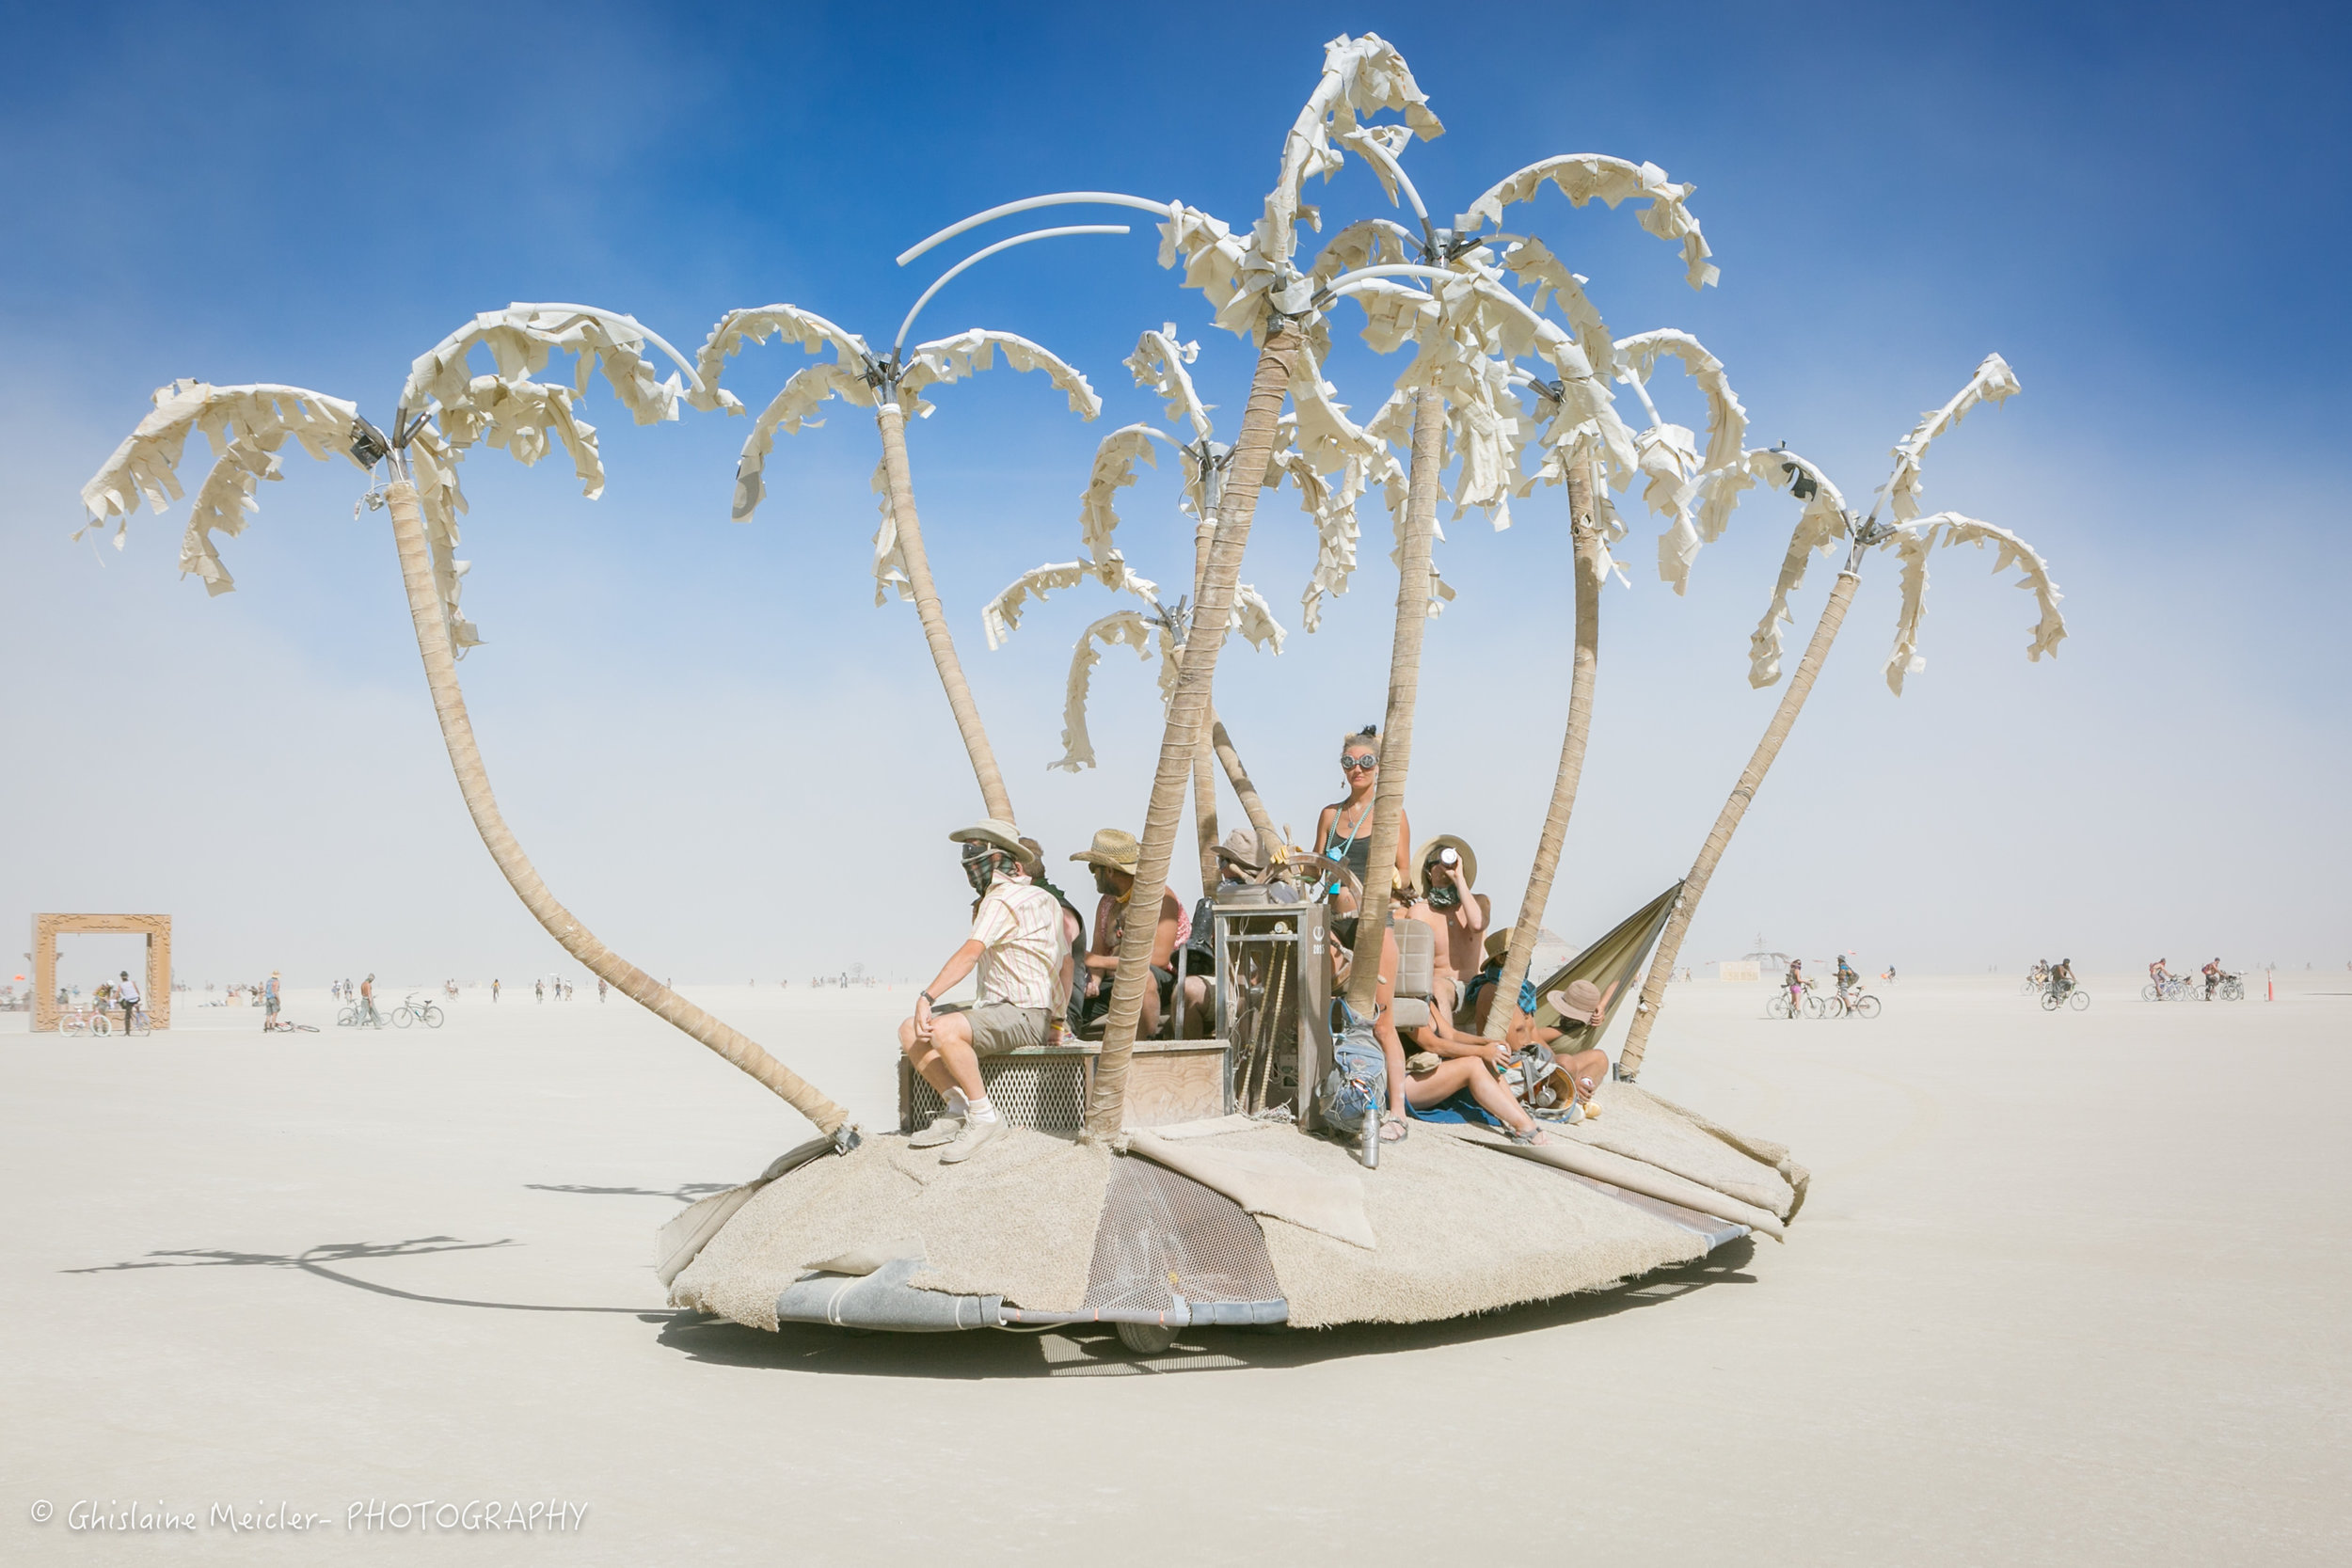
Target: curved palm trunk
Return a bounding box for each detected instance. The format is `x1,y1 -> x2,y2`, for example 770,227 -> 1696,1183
384,479 -> 851,1134
1343,386 -> 1446,1013
1210,713 -> 1278,843
1190,514 -> 1221,893
875,400 -> 1016,826
1618,562 -> 1863,1078
1083,327 -> 1302,1142
1492,466 -> 1603,1030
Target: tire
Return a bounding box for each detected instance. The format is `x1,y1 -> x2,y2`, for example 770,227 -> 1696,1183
2141,984 -> 2160,1002
2070,990 -> 2090,1011
2042,991 -> 2060,1011
130,1013 -> 151,1037
336,1007 -> 355,1028
1766,996 -> 1789,1020
1852,994 -> 1881,1020
2222,980 -> 2244,1002
421,1006 -> 444,1029
1116,1321 -> 1180,1355
62,1018 -> 85,1037
392,1006 -> 413,1029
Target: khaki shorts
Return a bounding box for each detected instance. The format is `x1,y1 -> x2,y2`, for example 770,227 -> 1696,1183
932,1001 -> 1050,1054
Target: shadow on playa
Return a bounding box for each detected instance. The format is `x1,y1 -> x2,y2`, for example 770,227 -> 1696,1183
62,1181 -> 1757,1375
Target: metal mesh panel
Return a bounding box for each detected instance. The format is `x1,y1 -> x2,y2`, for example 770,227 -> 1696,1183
905,1055 -> 1088,1135
1081,1155 -> 1282,1313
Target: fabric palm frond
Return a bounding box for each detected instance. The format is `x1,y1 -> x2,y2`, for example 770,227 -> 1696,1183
1883,512 -> 2066,694
1878,354 -> 2020,523
1457,153 -> 1718,291
898,329 -> 1101,420
691,304 -> 871,412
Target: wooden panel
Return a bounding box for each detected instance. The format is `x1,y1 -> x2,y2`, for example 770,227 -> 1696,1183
1123,1041 -> 1231,1129
31,913 -> 171,1032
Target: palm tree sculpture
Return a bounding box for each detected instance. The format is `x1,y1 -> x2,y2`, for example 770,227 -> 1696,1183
78,306 -> 856,1140
1616,354 -> 2066,1077
1267,131 -> 1736,1025
902,31 -> 1461,1137
980,322 -> 1371,884
694,239 -> 1123,829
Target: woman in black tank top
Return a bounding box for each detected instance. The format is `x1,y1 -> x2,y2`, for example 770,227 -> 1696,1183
1315,727 -> 1412,907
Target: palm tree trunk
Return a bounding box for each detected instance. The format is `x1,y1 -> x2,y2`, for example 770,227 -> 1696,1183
1189,514 -> 1221,894
1209,713 -> 1277,843
874,399 -> 1016,826
1617,563 -> 1863,1079
1082,327 -> 1302,1142
1343,386 -> 1446,1014
383,478 -> 851,1134
1491,465 -> 1603,1031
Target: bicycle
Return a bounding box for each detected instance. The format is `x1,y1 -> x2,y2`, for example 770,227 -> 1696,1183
1831,990 -> 1882,1020
2042,985 -> 2090,1012
390,993 -> 444,1029
2216,974 -> 2246,1002
263,1017 -> 320,1034
337,1001 -> 390,1029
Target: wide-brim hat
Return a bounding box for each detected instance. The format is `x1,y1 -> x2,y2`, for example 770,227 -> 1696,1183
1548,980 -> 1603,1017
1484,927 -> 1514,964
1213,827 -> 1270,874
1413,834 -> 1478,895
949,818 -> 1040,876
1070,827 -> 1141,873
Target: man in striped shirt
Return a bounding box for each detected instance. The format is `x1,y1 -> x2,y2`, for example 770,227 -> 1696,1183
900,819 -> 1070,1164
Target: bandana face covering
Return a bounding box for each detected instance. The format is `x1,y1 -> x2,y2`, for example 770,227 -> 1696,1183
963,846 -> 1005,896
1427,881 -> 1461,911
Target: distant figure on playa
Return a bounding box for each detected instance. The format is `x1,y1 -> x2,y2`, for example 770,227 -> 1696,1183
2048,958 -> 2074,1000
1783,958 -> 1804,1020
116,970 -> 140,1033
359,974 -> 378,1025
899,821 -> 1068,1164
2202,958 -> 2223,1000
535,978 -> 545,1003
492,978 -> 501,1002
1836,954 -> 1857,1000
597,977 -> 608,1003
263,971 -> 281,1031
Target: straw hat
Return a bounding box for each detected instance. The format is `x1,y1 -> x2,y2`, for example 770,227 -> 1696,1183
949,818 -> 1040,875
1484,927 -> 1514,964
1213,827 -> 1270,875
1549,979 -> 1603,1019
1070,828 -> 1140,873
1412,834 -> 1478,895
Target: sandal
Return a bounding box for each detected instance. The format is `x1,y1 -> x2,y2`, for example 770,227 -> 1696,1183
1379,1114 -> 1409,1144
1503,1121 -> 1550,1147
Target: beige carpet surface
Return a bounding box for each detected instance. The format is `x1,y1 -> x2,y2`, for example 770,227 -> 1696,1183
1559,1083 -> 1801,1218
667,1128 -> 1109,1328
1176,1123 -> 1708,1328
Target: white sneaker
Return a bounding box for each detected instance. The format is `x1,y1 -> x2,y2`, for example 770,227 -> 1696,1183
908,1115 -> 965,1148
938,1116 -> 1008,1164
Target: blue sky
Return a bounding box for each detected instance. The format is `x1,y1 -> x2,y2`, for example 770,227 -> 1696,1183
3,1 -> 2346,986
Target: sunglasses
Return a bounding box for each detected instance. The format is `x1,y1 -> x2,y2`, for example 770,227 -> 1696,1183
1341,755 -> 1377,772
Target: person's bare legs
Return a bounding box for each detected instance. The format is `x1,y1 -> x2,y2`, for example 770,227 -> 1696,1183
898,1011 -> 985,1104
1181,974 -> 1215,1037
1405,1058 -> 1545,1141
1137,980 -> 1162,1039
1552,1047 -> 1608,1103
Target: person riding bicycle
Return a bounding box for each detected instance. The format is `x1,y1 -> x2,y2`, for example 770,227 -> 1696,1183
2049,958 -> 2075,1000
2202,958 -> 2222,1000
1783,958 -> 1804,1020
1835,954 -> 1857,998
2149,957 -> 2170,995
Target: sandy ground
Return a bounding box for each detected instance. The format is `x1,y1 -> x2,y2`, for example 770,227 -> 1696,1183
4,971 -> 2347,1564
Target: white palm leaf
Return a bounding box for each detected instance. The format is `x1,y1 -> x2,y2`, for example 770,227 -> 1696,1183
1125,326 -> 1215,445
1879,353 -> 2021,523
80,381 -> 362,596
1229,582 -> 1289,655
866,453 -> 908,606
1616,329 -> 1747,472
1270,437 -> 1362,632
1307,216 -> 1420,288
1080,423 -> 1168,563
731,361 -> 875,523
405,428 -> 481,651
1055,610 -> 1160,771
1153,201 -> 1259,339
691,304 -> 871,412
983,554 -> 1161,651
1265,32 -> 1442,269
899,329 -> 1102,420
1498,237 -> 1618,378
1883,512 -> 2066,694
1458,154 -> 1719,291
405,305 -> 689,429
1745,448 -> 1851,688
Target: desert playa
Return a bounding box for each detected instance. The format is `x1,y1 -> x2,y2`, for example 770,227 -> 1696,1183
6,972 -> 2344,1563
